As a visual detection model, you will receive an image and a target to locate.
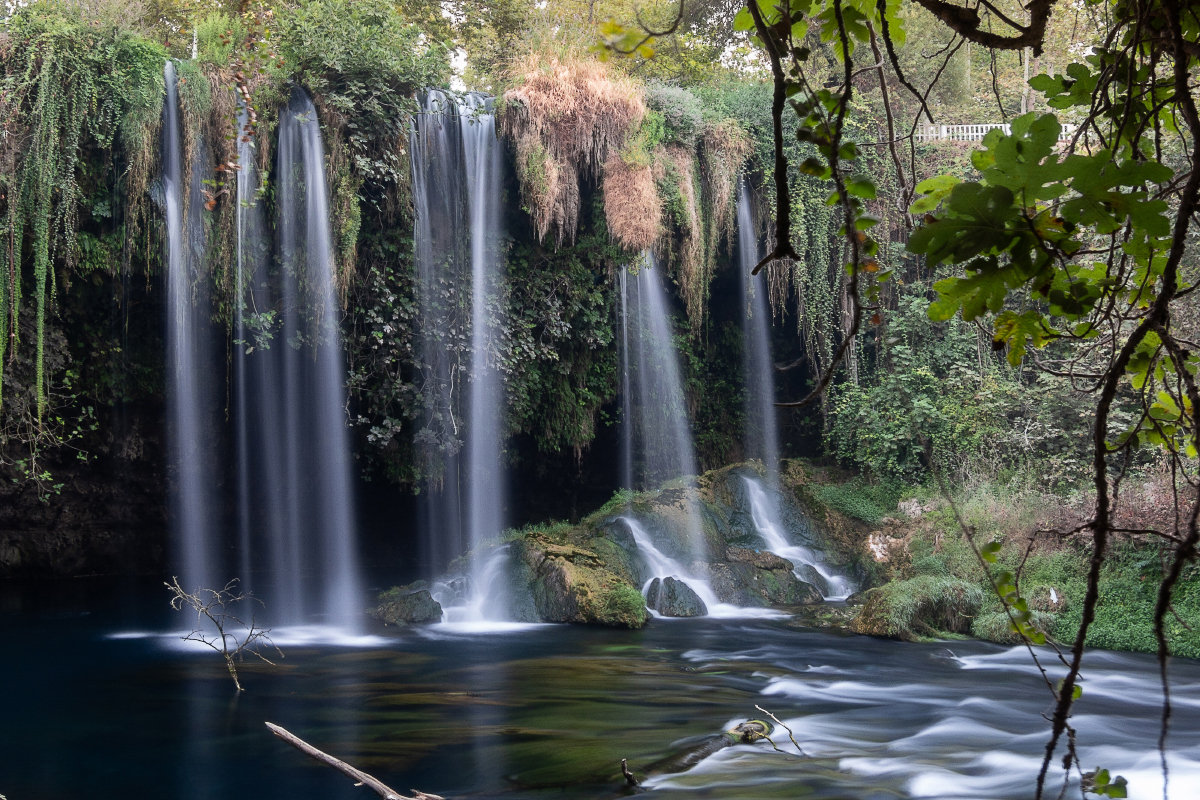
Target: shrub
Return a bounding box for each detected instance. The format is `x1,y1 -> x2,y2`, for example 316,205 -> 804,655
851,576 -> 984,640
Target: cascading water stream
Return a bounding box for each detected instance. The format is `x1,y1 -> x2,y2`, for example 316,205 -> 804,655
411,91 -> 508,623
617,254 -> 713,610
736,181 -> 780,483
620,517 -> 777,619
734,184 -> 851,600
743,476 -> 853,600
267,86 -> 364,631
163,60 -> 220,595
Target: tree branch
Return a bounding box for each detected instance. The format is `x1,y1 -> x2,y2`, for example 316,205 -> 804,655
265,722 -> 445,800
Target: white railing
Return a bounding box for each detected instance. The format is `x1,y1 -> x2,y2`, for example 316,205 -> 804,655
913,122 -> 1079,142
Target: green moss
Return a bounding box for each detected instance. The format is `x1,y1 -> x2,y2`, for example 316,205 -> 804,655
852,576 -> 984,641
811,479 -> 903,525
598,582 -> 649,628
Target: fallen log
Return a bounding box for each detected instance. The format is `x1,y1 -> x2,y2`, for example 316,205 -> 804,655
265,721 -> 445,800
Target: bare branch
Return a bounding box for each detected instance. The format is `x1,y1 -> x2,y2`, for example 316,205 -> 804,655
266,722 -> 445,800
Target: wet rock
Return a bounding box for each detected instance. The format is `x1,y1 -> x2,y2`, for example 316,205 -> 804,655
645,576 -> 707,617
726,546 -> 793,571
795,563 -> 832,597
514,533 -> 647,628
373,585 -> 442,625
710,562 -> 823,607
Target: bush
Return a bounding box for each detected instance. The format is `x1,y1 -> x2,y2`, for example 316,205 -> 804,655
812,479 -> 903,524
971,609 -> 1057,644
645,82 -> 704,147
851,576 -> 984,640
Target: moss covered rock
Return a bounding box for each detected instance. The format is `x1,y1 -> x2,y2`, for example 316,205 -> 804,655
513,533 -> 648,628
373,584 -> 443,625
850,575 -> 984,640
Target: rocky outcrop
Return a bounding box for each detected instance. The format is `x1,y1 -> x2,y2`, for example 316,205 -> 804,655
645,576 -> 707,616
513,533 -> 647,628
377,460 -> 869,629
373,584 -> 443,625
709,546 -> 824,607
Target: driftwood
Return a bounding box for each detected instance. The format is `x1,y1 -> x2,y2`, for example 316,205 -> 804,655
265,722 -> 445,800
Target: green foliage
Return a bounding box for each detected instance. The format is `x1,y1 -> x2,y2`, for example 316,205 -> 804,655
194,11 -> 244,67
971,609 -> 1056,645
1,1 -> 165,429
911,112 -> 1176,370
854,575 -> 983,640
645,82 -> 704,148
274,0 -> 449,194
810,478 -> 901,525
503,222 -> 620,457
599,581 -> 649,628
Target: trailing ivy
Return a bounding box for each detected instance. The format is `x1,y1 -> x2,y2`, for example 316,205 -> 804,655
0,2 -> 164,423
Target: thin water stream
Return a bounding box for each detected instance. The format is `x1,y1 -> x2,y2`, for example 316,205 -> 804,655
3,577 -> 1197,800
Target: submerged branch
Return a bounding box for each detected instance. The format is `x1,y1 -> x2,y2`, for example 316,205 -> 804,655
265,722 -> 445,800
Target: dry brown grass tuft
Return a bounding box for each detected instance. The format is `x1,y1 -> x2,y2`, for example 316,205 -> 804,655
501,53 -> 645,245
666,146 -> 706,335
699,118 -> 752,259
602,153 -> 660,251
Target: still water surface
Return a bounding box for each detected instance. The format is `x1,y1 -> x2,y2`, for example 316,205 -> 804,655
3,577 -> 1198,799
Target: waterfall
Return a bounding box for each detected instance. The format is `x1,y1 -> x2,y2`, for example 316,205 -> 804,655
261,86 -> 364,630
617,254 -> 710,604
734,185 -> 850,600
411,91 -> 507,622
737,182 -> 780,483
164,61 -> 221,595
743,476 -> 853,600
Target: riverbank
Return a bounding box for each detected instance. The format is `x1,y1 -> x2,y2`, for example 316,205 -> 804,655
377,460 -> 1200,660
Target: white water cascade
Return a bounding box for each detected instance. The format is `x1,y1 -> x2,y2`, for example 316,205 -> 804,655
736,181 -> 780,483
744,476 -> 853,600
620,517 -> 778,619
260,87 -> 364,630
163,60 -> 221,595
411,91 -> 508,623
618,255 -> 707,563
165,68 -> 364,633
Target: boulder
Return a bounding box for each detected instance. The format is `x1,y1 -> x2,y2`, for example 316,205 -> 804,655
709,562 -> 823,607
795,563 -> 833,597
373,586 -> 442,625
645,576 -> 707,617
726,546 -> 794,571
515,533 -> 648,628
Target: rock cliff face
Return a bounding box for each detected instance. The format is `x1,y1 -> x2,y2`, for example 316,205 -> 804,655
0,412 -> 166,578
375,461 -> 871,628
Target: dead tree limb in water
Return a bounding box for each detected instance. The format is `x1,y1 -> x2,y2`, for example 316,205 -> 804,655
265,722 -> 445,800
166,576 -> 281,692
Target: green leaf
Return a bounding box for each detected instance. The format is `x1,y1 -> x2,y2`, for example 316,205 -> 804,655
908,183 -> 1020,267
910,173 -> 961,214
846,177 -> 877,199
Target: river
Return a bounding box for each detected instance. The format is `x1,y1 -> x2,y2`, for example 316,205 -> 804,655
3,577 -> 1198,799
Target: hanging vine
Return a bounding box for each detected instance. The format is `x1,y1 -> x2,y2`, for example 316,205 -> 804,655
0,4 -> 164,424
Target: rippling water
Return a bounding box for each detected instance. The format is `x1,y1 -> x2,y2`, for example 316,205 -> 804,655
3,578 -> 1197,799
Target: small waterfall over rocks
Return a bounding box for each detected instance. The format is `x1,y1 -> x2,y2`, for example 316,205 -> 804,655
617,254 -> 711,611
743,476 -> 853,600
411,90 -> 508,623
733,184 -> 850,601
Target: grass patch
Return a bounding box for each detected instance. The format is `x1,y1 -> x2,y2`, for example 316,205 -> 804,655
852,575 -> 984,640
812,479 -> 904,525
